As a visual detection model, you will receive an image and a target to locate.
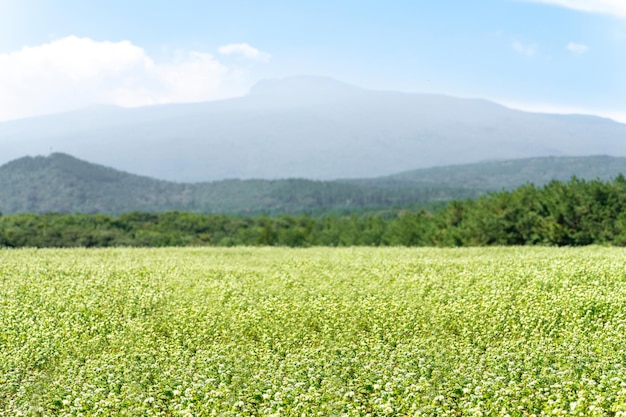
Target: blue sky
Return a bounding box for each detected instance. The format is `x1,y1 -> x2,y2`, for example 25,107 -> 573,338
0,0 -> 624,122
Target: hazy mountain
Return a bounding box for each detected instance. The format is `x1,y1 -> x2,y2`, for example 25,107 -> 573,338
2,153 -> 626,216
1,76 -> 625,182
0,153 -> 471,215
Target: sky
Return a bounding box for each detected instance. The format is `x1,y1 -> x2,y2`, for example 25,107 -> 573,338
0,0 -> 624,122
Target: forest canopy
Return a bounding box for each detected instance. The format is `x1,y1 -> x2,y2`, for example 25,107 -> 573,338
2,176 -> 626,248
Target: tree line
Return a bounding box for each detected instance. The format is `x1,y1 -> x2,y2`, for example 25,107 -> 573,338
2,176 -> 626,248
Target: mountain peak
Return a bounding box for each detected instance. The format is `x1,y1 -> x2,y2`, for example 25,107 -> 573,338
1,75 -> 625,182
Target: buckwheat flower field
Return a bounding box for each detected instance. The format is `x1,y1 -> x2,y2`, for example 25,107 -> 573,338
2,247 -> 626,416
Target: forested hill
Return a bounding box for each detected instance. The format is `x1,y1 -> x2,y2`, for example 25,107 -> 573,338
2,153 -> 626,215
2,176 -> 626,248
0,153 -> 475,215
353,155 -> 626,189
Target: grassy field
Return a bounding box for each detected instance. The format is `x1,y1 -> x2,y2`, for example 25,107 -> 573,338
2,247 -> 626,416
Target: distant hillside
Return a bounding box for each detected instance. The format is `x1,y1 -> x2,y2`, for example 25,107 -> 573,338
0,153 -> 186,214
355,155 -> 626,190
1,76 -> 625,182
3,153 -> 626,215
0,154 -> 474,215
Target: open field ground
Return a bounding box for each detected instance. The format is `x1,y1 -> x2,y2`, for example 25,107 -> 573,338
2,247 -> 626,416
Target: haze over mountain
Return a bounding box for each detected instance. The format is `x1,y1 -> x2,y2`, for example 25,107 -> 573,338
1,76 -> 625,182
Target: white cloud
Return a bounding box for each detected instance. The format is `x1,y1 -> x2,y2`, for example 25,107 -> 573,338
0,36 -> 265,122
218,43 -> 271,62
521,0 -> 626,18
566,41 -> 589,53
513,41 -> 537,57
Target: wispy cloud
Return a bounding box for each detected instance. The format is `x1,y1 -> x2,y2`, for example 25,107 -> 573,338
0,37 -> 267,122
218,43 -> 271,62
566,41 -> 589,53
520,0 -> 626,18
513,41 -> 538,57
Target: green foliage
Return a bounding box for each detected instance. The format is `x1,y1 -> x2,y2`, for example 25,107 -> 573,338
3,247 -> 626,415
3,176 -> 626,248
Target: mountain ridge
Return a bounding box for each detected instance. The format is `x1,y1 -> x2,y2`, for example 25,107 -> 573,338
2,152 -> 626,215
0,153 -> 474,215
1,75 -> 625,182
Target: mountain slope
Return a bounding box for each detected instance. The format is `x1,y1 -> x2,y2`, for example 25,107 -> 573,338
1,76 -> 625,182
0,153 -> 471,215
2,153 -> 626,215
0,153 -> 187,214
355,155 -> 626,190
